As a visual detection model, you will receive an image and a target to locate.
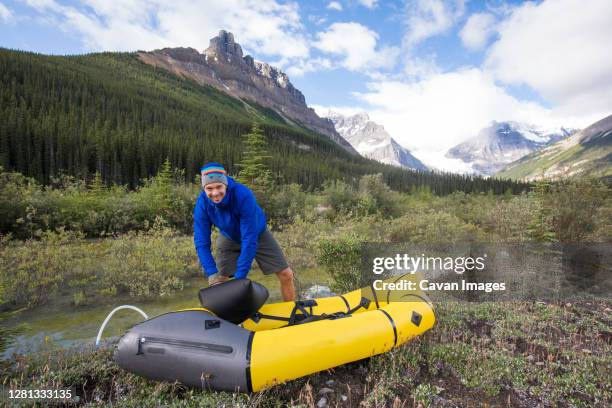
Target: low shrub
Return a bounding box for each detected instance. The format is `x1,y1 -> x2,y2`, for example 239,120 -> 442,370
316,234 -> 366,292
548,178 -> 609,242
98,218 -> 199,298
321,178 -> 359,217
266,183 -> 307,229
388,211 -> 485,244
0,229 -> 83,307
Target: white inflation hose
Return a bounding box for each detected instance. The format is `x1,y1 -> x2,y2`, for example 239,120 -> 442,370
95,305 -> 148,346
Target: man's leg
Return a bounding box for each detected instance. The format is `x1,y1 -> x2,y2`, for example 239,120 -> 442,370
254,230 -> 295,301
276,267 -> 296,302
215,234 -> 239,286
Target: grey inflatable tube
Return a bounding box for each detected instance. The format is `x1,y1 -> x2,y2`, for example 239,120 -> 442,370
115,309 -> 254,391
115,280 -> 268,391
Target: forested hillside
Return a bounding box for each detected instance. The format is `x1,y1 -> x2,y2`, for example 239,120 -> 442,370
0,48 -> 525,194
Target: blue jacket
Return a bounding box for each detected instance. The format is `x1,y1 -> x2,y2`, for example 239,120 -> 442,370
193,176 -> 267,279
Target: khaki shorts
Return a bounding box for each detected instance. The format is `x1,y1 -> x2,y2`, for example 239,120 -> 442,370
217,230 -> 289,276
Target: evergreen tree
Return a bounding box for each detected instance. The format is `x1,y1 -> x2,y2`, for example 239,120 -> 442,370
527,179 -> 556,242
89,171 -> 106,197
237,123 -> 273,192
155,158 -> 173,189
152,158 -> 174,205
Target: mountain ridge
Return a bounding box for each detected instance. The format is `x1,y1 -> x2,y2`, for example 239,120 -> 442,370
138,30 -> 357,154
496,114 -> 612,180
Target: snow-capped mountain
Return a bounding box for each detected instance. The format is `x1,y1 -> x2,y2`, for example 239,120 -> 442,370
324,111 -> 428,171
446,121 -> 575,175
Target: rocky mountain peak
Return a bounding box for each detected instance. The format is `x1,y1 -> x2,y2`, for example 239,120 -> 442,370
203,31 -> 291,90
254,60 -> 290,89
200,31 -> 299,96
446,120 -> 575,175
325,111 -> 428,171
328,111 -> 369,123
205,30 -> 243,58
354,112 -> 370,122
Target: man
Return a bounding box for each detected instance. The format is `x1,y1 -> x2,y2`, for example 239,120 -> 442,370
193,162 -> 296,301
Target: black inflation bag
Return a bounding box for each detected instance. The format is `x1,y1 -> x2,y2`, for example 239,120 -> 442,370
199,279 -> 269,324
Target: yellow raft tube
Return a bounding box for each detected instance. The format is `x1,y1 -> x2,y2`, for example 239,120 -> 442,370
244,277 -> 435,391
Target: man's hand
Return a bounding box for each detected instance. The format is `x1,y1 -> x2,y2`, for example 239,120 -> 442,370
208,274 -> 230,286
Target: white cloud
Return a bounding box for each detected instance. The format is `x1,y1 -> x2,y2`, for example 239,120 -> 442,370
285,57 -> 333,77
404,0 -> 465,47
357,0 -> 377,9
460,12 -> 496,51
314,22 -> 399,71
402,53 -> 440,79
485,0 -> 612,117
326,1 -> 342,11
0,1 -> 13,22
308,14 -> 327,26
22,0 -> 310,61
398,0 -> 466,82
410,150 -> 475,173
348,67 -> 597,171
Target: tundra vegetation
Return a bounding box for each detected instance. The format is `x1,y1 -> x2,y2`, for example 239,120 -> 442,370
0,159 -> 610,406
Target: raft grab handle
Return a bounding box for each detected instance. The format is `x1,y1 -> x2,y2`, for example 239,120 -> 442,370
95,305 -> 148,347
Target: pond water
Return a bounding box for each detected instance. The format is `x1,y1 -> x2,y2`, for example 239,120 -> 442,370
2,268 -> 332,359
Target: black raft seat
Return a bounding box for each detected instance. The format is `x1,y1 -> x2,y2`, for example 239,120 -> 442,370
199,279 -> 269,324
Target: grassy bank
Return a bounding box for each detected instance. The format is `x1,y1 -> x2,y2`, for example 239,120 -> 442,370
1,299 -> 610,407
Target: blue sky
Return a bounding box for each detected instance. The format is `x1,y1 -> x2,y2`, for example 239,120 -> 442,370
1,0 -> 610,170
